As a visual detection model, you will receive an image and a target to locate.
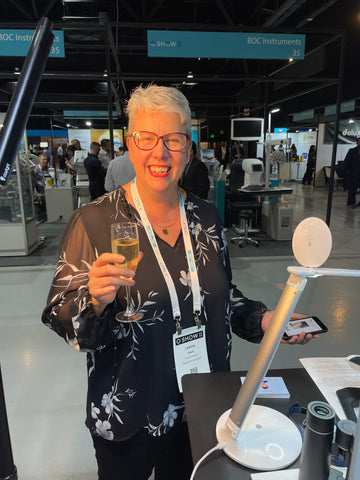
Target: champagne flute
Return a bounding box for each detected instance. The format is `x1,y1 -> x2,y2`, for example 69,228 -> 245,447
111,222 -> 143,322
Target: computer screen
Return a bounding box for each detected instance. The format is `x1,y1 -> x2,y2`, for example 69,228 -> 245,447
231,118 -> 264,141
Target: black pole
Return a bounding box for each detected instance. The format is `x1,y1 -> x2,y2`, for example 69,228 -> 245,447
0,366 -> 17,480
326,34 -> 345,227
105,24 -> 115,159
0,16 -> 54,480
0,17 -> 54,186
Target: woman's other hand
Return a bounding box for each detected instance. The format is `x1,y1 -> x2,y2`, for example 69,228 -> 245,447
261,311 -> 318,345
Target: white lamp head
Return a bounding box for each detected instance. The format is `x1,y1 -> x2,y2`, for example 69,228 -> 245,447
292,217 -> 332,268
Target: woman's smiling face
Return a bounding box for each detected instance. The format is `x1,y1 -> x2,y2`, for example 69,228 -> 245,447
127,111 -> 191,195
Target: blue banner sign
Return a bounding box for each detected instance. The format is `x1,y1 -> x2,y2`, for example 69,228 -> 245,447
292,109 -> 314,122
63,110 -> 118,118
147,30 -> 305,60
324,100 -> 356,116
0,29 -> 64,57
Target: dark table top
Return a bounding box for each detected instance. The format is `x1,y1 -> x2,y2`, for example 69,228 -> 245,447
237,187 -> 293,196
182,368 -> 324,480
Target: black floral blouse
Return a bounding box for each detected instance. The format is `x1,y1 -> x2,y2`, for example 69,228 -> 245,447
42,187 -> 266,442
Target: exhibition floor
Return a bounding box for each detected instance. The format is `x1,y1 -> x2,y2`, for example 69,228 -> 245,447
1,182 -> 360,479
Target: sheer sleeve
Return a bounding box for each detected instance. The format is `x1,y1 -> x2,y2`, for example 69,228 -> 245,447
42,209 -> 117,352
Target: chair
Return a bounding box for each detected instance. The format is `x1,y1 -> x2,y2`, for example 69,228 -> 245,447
228,159 -> 261,248
231,210 -> 260,247
323,166 -> 344,191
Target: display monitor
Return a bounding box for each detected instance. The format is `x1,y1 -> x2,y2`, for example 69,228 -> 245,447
231,117 -> 264,141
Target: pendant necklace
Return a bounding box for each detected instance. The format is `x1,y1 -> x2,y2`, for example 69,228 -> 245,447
147,215 -> 179,235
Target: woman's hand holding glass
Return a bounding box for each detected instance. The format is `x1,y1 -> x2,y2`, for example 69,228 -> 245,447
88,252 -> 138,316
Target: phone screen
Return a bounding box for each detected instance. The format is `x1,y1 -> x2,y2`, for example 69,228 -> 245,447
283,317 -> 327,338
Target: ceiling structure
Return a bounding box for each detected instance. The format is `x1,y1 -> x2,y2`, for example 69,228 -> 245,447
0,0 -> 359,138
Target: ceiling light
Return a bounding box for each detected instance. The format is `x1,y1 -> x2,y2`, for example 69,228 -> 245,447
14,67 -> 20,75
187,71 -> 194,79
86,121 -> 92,126
66,124 -> 71,127
289,57 -> 294,63
271,108 -> 280,114
349,119 -> 354,123
103,70 -> 108,77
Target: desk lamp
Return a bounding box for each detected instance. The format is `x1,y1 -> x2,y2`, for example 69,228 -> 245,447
216,217 -> 360,476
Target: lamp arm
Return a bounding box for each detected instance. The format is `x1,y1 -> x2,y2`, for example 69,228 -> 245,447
288,266 -> 360,278
225,273 -> 307,439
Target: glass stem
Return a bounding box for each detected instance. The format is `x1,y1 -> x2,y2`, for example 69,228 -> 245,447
124,286 -> 134,316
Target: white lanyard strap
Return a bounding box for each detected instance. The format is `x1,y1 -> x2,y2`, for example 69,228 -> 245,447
130,179 -> 202,333
178,192 -> 202,321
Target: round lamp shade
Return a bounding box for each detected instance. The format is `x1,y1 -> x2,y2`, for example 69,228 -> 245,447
292,217 -> 332,268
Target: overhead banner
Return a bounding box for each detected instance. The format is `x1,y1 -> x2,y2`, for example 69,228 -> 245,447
63,110 -> 118,118
147,30 -> 305,59
324,100 -> 356,116
292,109 -> 314,122
0,29 -> 65,57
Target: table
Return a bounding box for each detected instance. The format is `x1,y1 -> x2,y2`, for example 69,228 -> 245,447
237,186 -> 293,197
182,368 -> 325,480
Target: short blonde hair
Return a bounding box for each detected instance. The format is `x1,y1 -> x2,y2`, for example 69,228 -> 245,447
125,84 -> 192,135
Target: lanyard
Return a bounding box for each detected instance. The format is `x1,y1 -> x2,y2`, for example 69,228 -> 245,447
130,179 -> 202,334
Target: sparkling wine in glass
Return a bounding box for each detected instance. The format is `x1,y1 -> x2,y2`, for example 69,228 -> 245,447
111,222 -> 143,322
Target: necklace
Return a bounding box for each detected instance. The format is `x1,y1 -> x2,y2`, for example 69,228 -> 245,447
147,214 -> 179,235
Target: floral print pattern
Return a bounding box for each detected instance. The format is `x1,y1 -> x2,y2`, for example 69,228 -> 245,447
42,188 -> 258,442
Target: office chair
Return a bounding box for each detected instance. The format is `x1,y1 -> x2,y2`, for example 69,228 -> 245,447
228,159 -> 261,248
324,166 -> 344,191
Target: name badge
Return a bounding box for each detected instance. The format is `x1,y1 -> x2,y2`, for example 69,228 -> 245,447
173,325 -> 210,392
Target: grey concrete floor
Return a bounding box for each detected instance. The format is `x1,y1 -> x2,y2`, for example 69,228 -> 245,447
1,182 -> 360,479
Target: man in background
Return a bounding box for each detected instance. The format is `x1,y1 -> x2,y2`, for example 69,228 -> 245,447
344,137 -> 360,208
84,142 -> 106,201
34,154 -> 51,193
99,139 -> 112,168
105,149 -> 135,191
179,141 -> 210,199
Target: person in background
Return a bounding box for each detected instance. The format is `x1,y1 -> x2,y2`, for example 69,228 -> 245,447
99,139 -> 112,169
104,148 -> 135,191
41,84 -> 314,480
231,140 -> 245,162
57,143 -> 64,157
44,144 -> 53,164
84,141 -> 106,201
290,144 -> 298,161
71,138 -> 82,151
64,144 -> 76,174
178,140 -> 210,199
302,145 -> 316,185
34,154 -> 51,193
343,137 -> 360,208
215,140 -> 229,168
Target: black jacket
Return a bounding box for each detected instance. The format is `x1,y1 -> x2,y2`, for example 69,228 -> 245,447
344,146 -> 360,182
179,156 -> 210,199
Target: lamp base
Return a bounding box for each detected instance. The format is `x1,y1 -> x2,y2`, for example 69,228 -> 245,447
216,406 -> 302,471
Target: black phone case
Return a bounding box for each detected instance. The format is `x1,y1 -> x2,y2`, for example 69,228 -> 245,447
283,316 -> 327,338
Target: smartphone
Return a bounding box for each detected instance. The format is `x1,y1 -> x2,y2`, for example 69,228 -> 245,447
283,316 -> 327,339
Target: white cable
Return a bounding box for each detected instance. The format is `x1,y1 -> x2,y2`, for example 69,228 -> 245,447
189,442 -> 227,480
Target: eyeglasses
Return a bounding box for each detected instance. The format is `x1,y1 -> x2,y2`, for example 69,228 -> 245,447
131,131 -> 190,152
